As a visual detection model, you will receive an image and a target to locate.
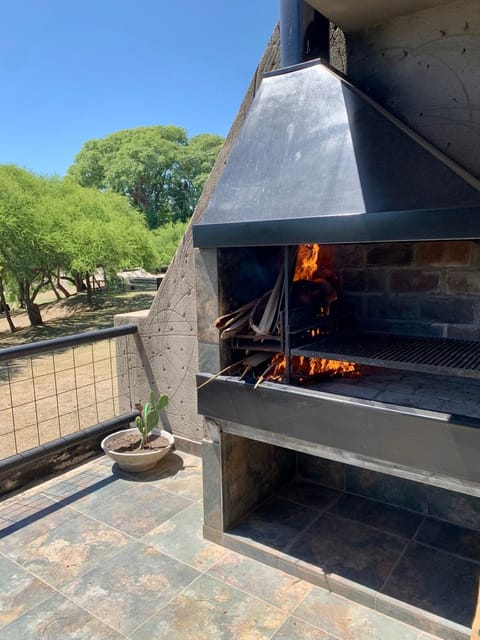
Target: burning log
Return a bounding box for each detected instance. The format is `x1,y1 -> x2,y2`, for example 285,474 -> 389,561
290,278 -> 337,316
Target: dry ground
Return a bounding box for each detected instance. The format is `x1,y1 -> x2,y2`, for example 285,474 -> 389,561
0,290 -> 156,346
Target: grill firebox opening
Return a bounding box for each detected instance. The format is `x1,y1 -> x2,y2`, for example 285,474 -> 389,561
216,239 -> 480,395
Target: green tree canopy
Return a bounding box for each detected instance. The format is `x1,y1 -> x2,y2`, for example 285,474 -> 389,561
67,126 -> 223,228
0,165 -> 158,327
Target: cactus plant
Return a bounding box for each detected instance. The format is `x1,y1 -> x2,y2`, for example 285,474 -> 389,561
134,390 -> 169,449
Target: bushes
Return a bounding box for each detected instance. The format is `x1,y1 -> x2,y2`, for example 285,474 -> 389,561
153,221 -> 188,271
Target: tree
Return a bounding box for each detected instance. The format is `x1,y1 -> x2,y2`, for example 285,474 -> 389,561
55,179 -> 159,304
0,166 -> 159,328
153,221 -> 188,270
0,166 -> 60,326
67,126 -> 223,228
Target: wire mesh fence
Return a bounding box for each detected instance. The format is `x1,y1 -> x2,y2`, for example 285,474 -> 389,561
0,327 -> 136,458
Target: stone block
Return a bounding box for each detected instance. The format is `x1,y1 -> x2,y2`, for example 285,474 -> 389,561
415,241 -> 473,266
365,270 -> 387,292
419,297 -> 474,324
367,294 -> 418,321
202,439 -> 223,532
428,486 -> 480,531
297,453 -> 346,490
346,467 -> 428,514
195,248 -> 219,344
334,244 -> 366,268
358,319 -> 445,337
222,433 -> 275,529
341,270 -> 364,292
198,342 -> 220,375
446,270 -> 480,295
272,446 -> 296,489
367,243 -> 413,267
447,325 -> 480,340
390,270 -> 439,293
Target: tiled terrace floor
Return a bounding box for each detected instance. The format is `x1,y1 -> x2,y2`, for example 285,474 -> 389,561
0,450 -> 449,639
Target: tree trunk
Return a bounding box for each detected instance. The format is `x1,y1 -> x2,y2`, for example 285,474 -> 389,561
74,272 -> 84,293
0,278 -> 16,333
23,281 -> 43,326
18,280 -> 26,308
26,299 -> 43,325
56,280 -> 71,298
85,272 -> 93,305
56,268 -> 71,298
48,275 -> 61,300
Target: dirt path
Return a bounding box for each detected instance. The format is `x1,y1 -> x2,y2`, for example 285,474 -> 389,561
0,301 -> 83,333
0,291 -> 156,347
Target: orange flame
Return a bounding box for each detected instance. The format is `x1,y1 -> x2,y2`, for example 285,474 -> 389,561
293,244 -> 334,282
268,353 -> 358,383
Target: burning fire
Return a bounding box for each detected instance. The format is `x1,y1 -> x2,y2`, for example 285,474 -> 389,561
273,242 -> 358,382
267,353 -> 358,383
292,244 -> 338,317
293,243 -> 334,281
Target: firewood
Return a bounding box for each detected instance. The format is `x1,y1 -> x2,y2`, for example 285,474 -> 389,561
220,312 -> 251,339
196,359 -> 246,390
197,353 -> 273,390
244,352 -> 273,367
239,352 -> 272,379
254,361 -> 279,390
214,298 -> 258,329
250,270 -> 283,336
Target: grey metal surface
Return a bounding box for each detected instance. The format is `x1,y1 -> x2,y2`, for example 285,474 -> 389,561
280,0 -> 303,67
292,332 -> 480,380
197,374 -> 480,486
193,61 -> 480,248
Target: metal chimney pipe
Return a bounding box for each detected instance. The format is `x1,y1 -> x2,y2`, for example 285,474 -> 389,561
280,0 -> 303,67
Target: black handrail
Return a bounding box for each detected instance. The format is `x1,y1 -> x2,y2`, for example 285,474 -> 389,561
0,324 -> 138,362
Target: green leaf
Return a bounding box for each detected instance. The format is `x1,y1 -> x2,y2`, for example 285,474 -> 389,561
157,394 -> 169,411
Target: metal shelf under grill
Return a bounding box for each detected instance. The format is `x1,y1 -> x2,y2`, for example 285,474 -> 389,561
291,332 -> 480,380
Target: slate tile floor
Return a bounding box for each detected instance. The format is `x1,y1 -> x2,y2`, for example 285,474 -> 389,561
229,479 -> 480,636
0,451 -> 460,640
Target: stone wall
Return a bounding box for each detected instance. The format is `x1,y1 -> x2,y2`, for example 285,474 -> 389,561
335,240 -> 480,339
346,0 -> 480,178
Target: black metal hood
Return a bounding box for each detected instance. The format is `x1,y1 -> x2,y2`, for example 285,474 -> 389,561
193,60 -> 480,248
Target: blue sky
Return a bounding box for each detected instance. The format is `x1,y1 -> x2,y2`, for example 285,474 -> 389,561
0,1 -> 279,176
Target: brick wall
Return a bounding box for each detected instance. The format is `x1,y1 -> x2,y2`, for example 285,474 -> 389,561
334,240 -> 480,339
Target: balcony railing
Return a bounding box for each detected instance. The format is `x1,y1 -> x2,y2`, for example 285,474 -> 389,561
0,325 -> 138,461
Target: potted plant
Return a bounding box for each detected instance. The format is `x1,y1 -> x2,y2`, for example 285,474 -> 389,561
101,390 -> 174,472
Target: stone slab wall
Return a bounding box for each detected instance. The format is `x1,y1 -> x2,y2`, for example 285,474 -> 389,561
297,452 -> 480,530
335,240 -> 480,338
347,0 -> 480,179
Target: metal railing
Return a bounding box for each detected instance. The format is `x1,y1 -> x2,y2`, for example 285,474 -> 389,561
0,325 -> 138,460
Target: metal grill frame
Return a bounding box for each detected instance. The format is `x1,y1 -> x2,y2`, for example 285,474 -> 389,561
292,332 -> 480,380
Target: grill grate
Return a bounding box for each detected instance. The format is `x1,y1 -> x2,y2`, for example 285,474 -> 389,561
292,332 -> 480,379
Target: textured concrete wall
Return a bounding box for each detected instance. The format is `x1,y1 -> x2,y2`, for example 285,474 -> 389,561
347,0 -> 480,178
115,26 -> 281,447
